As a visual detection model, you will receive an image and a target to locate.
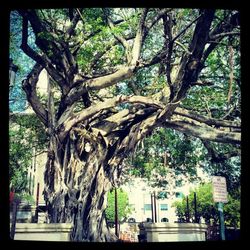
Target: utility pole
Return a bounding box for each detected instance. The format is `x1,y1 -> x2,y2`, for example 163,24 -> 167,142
35,183 -> 40,223
151,193 -> 155,222
218,202 -> 226,240
212,176 -> 227,241
194,192 -> 198,223
186,196 -> 190,223
114,188 -> 119,237
153,191 -> 157,222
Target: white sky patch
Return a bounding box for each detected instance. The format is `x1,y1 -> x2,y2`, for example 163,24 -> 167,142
37,69 -> 48,94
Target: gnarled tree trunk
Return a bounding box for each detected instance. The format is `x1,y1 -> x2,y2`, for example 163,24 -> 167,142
43,133 -> 119,241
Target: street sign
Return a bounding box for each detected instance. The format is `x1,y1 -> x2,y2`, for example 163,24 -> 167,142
212,176 -> 228,203
212,176 -> 227,240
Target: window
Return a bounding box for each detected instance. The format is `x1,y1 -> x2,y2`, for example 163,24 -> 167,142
161,218 -> 169,222
160,204 -> 168,211
176,192 -> 184,198
144,204 -> 152,211
128,218 -> 136,223
146,218 -> 152,222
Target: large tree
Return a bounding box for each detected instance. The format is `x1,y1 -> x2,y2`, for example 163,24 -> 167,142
11,8 -> 240,241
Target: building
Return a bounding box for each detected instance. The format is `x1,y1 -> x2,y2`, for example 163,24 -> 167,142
9,69 -> 49,223
27,148 -> 47,207
20,69 -> 48,207
122,169 -> 209,223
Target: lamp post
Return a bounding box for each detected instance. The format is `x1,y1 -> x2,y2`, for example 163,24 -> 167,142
9,58 -> 18,88
186,196 -> 190,223
194,192 -> 198,223
151,193 -> 155,223
153,191 -> 157,223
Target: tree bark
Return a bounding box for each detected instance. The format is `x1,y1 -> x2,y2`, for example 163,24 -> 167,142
43,133 -> 119,241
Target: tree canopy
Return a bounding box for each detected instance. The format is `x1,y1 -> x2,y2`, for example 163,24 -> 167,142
10,9 -> 241,144
9,8 -> 241,242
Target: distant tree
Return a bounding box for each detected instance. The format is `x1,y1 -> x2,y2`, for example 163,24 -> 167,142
172,182 -> 240,228
223,187 -> 240,228
105,188 -> 132,224
9,113 -> 48,199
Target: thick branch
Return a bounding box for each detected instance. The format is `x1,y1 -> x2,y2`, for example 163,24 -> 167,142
163,119 -> 240,145
58,95 -> 164,140
65,66 -> 135,107
94,107 -> 157,138
173,9 -> 215,101
131,8 -> 149,66
162,12 -> 173,86
22,63 -> 48,126
174,107 -> 241,129
106,17 -> 131,62
19,12 -> 69,95
66,10 -> 80,39
189,10 -> 215,59
20,15 -> 46,65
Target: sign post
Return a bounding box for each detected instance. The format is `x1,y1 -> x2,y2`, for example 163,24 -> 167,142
218,202 -> 225,240
212,176 -> 228,241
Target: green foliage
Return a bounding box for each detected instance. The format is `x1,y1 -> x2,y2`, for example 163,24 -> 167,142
128,123 -> 240,194
172,182 -> 240,228
105,188 -> 132,223
9,114 -> 48,194
128,127 -> 204,185
199,142 -> 241,194
9,8 -> 240,216
223,187 -> 240,228
14,192 -> 35,205
182,38 -> 241,119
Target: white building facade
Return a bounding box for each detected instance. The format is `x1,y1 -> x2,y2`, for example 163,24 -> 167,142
121,174 -> 207,223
